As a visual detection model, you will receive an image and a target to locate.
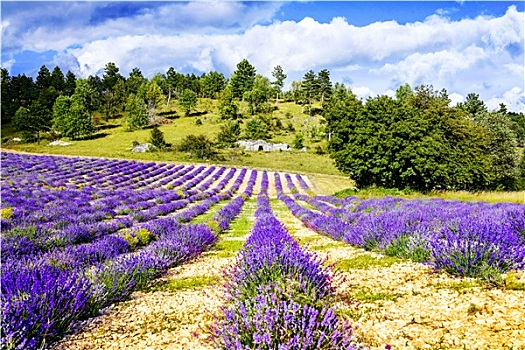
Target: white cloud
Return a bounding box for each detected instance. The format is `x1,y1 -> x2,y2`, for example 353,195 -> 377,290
3,3 -> 524,112
1,59 -> 15,72
352,86 -> 375,100
486,87 -> 525,112
375,45 -> 489,86
449,93 -> 464,107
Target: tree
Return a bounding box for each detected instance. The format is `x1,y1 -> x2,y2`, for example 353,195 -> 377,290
243,75 -> 272,115
229,59 -> 256,99
52,80 -> 96,139
325,85 -> 492,191
178,89 -> 198,116
458,93 -> 487,118
64,71 -> 77,97
200,71 -> 227,98
244,118 -> 270,140
50,66 -> 65,95
139,81 -> 164,120
302,70 -> 320,112
126,68 -> 145,96
125,93 -> 149,131
475,111 -> 520,190
395,83 -> 414,102
35,65 -> 52,92
293,133 -> 304,149
149,125 -> 170,150
217,120 -> 241,147
290,80 -> 304,104
178,134 -> 217,159
1,69 -> 15,123
12,103 -> 50,141
102,62 -> 126,119
217,88 -> 239,120
518,150 -> 525,190
271,65 -> 287,103
52,96 -> 72,133
317,69 -> 332,102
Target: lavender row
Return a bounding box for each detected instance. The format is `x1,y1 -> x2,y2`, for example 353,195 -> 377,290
1,162 -> 243,263
282,193 -> 525,278
2,222 -> 216,350
210,190 -> 354,349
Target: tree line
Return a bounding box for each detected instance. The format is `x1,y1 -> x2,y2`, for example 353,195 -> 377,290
324,84 -> 525,191
2,59 -> 524,191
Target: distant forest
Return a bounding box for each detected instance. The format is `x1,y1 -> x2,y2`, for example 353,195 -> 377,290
2,59 -> 524,191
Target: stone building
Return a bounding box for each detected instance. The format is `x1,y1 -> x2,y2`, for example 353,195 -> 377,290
237,140 -> 290,151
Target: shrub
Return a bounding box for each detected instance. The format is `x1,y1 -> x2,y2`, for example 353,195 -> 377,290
149,125 -> 170,150
178,134 -> 217,160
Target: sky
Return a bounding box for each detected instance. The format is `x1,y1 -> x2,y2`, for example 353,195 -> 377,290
1,1 -> 524,112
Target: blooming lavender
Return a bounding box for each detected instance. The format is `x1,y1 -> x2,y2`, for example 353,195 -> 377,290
210,190 -> 354,349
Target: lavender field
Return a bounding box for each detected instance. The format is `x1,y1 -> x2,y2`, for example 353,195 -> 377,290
1,151 -> 525,350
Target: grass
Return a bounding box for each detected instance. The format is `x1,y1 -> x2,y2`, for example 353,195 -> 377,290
191,201 -> 229,224
214,239 -> 246,258
156,276 -> 217,292
225,198 -> 256,238
434,279 -> 483,293
1,100 -> 343,176
352,288 -> 402,303
335,187 -> 525,204
335,255 -> 403,271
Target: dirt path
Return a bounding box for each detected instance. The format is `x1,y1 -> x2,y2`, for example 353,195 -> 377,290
53,200 -> 258,350
270,199 -> 525,350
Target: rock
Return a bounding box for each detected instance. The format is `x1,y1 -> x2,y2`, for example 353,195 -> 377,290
132,143 -> 154,152
49,140 -> 72,146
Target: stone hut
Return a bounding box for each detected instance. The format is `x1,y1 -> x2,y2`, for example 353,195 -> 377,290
237,140 -> 290,151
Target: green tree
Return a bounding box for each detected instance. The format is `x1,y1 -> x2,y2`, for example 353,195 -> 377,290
457,93 -> 487,118
126,68 -> 145,96
271,65 -> 287,103
149,125 -> 170,150
50,66 -> 65,95
12,103 -> 50,141
293,133 -> 304,149
1,69 -> 11,122
302,70 -> 320,113
229,59 -> 256,99
52,80 -> 96,139
518,150 -> 525,190
64,71 -> 77,97
317,69 -> 332,102
395,83 -> 414,102
475,111 -> 520,189
178,89 -> 198,116
326,85 -> 492,191
178,134 -> 217,159
243,75 -> 272,115
217,120 -> 241,147
138,81 -> 164,120
102,62 -> 126,119
244,118 -> 270,140
125,93 -> 149,131
217,87 -> 239,120
52,96 -> 72,133
200,71 -> 227,98
290,80 -> 304,104
35,65 -> 52,91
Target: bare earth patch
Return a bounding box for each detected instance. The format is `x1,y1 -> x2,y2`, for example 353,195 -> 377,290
271,200 -> 525,350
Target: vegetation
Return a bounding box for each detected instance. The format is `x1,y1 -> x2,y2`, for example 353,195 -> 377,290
325,84 -> 524,191
2,59 -> 524,193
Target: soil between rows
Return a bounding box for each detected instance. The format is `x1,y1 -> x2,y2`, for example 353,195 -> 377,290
50,196 -> 525,350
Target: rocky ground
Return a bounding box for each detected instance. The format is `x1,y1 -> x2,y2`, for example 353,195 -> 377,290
52,180 -> 525,350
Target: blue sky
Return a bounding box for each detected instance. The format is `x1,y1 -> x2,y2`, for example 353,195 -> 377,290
1,1 -> 524,111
